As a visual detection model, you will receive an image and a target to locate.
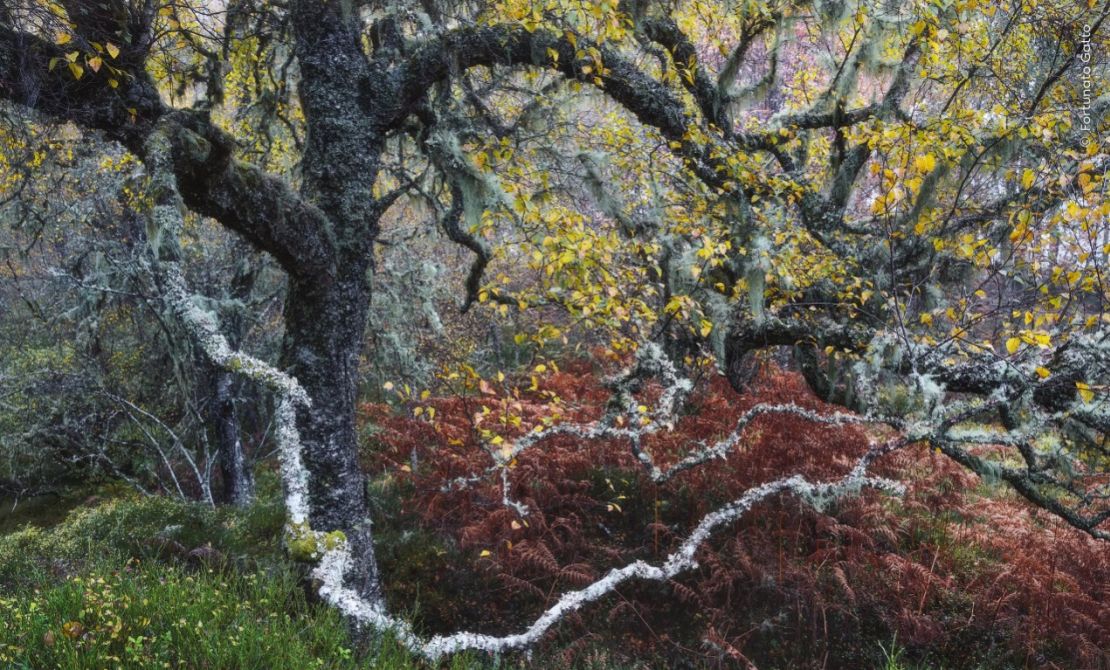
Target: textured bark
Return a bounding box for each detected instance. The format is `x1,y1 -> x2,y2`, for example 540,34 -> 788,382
723,316 -> 872,396
280,0 -> 388,609
281,264 -> 382,606
214,370 -> 253,506
211,245 -> 259,507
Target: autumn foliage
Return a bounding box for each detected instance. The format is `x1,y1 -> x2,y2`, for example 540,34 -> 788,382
360,362 -> 1110,669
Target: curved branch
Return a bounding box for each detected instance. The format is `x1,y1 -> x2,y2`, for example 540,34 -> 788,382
0,25 -> 336,277
439,182 -> 493,313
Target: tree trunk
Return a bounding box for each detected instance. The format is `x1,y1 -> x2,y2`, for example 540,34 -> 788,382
211,244 -> 259,507
281,261 -> 383,608
214,370 -> 253,506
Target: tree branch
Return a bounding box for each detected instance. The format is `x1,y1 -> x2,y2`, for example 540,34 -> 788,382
0,26 -> 336,277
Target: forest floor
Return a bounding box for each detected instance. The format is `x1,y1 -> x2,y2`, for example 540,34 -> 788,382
1,368 -> 1107,669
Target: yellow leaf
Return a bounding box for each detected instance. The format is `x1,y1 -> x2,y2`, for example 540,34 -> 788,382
1005,337 -> 1021,354
479,549 -> 491,558
1021,169 -> 1035,189
1035,366 -> 1050,379
67,62 -> 83,80
1076,382 -> 1095,403
87,56 -> 102,73
914,153 -> 936,172
105,42 -> 120,59
55,31 -> 71,45
1078,172 -> 1093,194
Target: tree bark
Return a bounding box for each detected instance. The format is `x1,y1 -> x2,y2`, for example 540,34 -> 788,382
214,370 -> 253,506
281,260 -> 383,607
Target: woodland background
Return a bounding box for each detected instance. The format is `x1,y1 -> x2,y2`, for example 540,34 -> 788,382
1,0 -> 1109,668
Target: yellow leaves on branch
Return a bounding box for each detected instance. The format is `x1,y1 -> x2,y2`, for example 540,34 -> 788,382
1005,331 -> 1051,355
914,153 -> 936,173
48,37 -> 123,85
1021,168 -> 1035,190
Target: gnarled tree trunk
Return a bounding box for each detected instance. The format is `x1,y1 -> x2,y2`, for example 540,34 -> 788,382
281,263 -> 383,605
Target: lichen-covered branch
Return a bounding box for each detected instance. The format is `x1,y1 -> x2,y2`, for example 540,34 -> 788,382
446,343 -> 891,511
140,118 -> 311,524
315,438 -> 907,660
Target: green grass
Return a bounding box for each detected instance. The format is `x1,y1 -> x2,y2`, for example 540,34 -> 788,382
0,487 -> 371,669
0,488 -> 652,670
0,562 -> 362,669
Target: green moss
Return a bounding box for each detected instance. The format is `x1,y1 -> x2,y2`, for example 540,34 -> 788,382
285,521 -> 321,562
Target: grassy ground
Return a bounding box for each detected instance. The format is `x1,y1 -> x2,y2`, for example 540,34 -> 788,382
0,488 -> 647,670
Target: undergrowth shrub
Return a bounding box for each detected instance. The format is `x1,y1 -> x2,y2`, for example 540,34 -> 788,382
362,363 -> 1110,670
0,490 -> 525,670
0,489 -> 288,590
0,561 -> 360,669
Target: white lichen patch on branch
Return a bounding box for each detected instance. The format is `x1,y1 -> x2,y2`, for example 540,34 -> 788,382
446,342 -> 884,512
314,440 -> 906,660
655,403 -> 874,483
141,122 -> 312,524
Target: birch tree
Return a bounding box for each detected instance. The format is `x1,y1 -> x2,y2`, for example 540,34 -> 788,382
1,0 -> 1107,653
